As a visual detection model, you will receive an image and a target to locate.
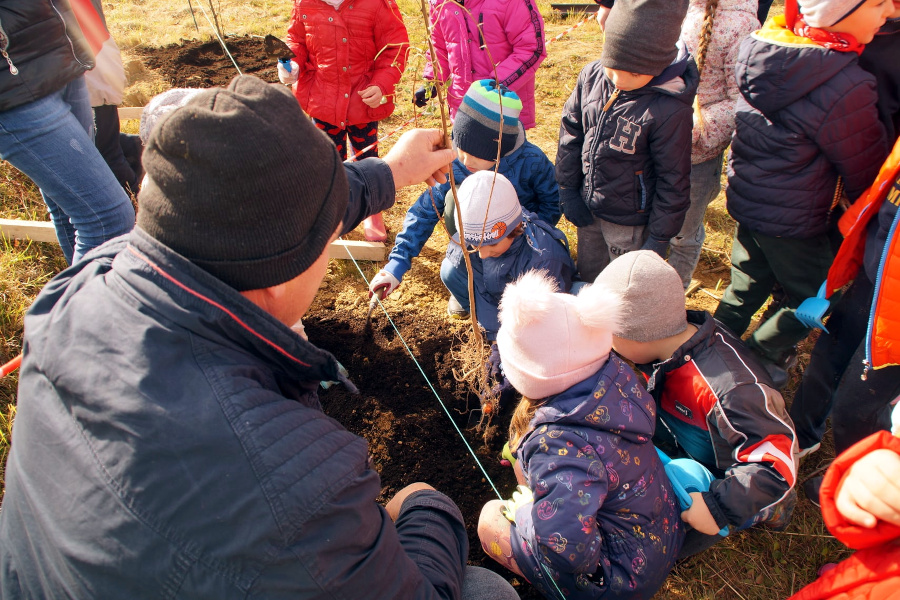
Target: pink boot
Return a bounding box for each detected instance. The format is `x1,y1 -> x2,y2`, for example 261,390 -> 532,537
363,212 -> 388,242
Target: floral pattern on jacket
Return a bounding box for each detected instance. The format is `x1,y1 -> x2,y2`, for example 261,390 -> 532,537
509,354 -> 683,600
680,0 -> 758,164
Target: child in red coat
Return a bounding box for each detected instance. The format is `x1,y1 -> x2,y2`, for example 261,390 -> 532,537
788,402 -> 900,600
280,0 -> 408,241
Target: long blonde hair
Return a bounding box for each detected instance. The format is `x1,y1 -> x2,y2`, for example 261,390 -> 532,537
693,0 -> 720,131
509,396 -> 546,452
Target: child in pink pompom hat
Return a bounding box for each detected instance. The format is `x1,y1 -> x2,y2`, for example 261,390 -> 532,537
477,270 -> 683,600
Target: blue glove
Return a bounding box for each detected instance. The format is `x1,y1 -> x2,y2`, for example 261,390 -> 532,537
559,186 -> 594,227
641,236 -> 669,259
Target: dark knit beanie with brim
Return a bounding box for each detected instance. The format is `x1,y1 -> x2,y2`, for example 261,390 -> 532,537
601,0 -> 690,77
137,75 -> 348,291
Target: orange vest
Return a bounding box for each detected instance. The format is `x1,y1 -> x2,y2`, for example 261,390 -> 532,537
825,139 -> 900,371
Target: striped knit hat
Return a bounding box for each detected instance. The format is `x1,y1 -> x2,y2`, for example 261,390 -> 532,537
452,80 -> 523,162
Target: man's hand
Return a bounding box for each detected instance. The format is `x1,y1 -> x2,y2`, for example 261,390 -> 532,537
277,60 -> 299,85
641,237 -> 670,259
835,449 -> 900,528
369,269 -> 401,298
385,482 -> 435,521
382,129 -> 455,189
359,85 -> 384,108
681,492 -> 722,535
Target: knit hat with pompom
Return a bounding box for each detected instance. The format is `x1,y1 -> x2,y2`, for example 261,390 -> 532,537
496,270 -> 623,399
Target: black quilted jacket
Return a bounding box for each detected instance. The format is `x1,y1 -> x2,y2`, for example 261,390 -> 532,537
0,0 -> 94,112
555,47 -> 698,242
726,18 -> 889,239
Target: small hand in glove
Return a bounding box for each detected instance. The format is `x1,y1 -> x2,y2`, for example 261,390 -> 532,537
641,237 -> 670,259
369,270 -> 401,299
559,187 -> 594,227
412,84 -> 437,108
277,60 -> 299,85
500,485 -> 534,523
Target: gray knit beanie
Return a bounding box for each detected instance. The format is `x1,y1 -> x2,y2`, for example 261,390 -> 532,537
798,0 -> 869,27
601,0 -> 691,76
592,250 -> 687,342
137,75 -> 348,291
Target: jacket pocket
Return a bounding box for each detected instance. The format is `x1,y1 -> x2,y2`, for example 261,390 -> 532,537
634,171 -> 648,213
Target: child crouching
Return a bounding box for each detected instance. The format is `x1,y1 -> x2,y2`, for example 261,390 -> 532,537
478,271 -> 683,599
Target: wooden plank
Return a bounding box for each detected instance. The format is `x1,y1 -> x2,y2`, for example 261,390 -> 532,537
0,219 -> 57,243
117,106 -> 144,120
327,239 -> 386,261
1,219 -> 386,262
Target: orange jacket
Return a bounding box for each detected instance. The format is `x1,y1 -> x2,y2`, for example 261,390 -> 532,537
825,138 -> 900,371
788,431 -> 900,600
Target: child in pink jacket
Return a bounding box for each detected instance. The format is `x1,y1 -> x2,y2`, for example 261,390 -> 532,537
414,0 -> 546,130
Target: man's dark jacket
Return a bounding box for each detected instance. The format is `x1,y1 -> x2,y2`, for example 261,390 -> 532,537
0,0 -> 95,112
726,18 -> 888,239
0,160 -> 469,599
555,47 -> 698,244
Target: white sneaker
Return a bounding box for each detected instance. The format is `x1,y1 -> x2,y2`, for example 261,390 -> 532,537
797,443 -> 821,460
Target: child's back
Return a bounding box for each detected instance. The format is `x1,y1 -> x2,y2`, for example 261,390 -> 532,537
478,271 -> 682,600
512,353 -> 683,599
715,5 -> 891,375
726,16 -> 887,238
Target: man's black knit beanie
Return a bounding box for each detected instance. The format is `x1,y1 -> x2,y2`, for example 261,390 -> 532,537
136,75 -> 348,291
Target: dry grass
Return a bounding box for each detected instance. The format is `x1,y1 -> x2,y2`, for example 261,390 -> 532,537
0,0 -> 847,597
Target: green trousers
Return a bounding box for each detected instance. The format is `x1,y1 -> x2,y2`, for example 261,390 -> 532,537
713,222 -> 842,363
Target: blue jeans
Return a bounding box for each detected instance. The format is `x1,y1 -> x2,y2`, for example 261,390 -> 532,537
668,153 -> 723,289
0,76 -> 135,263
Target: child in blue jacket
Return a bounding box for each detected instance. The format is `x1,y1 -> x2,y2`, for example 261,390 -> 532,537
442,170 -> 574,342
556,0 -> 696,282
478,271 -> 683,599
369,80 -> 560,317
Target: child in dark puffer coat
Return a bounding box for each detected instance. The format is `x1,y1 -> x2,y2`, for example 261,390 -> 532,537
478,271 -> 683,600
714,0 -> 891,379
556,0 -> 697,282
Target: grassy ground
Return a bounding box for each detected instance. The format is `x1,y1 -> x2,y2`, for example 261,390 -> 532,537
0,0 -> 852,597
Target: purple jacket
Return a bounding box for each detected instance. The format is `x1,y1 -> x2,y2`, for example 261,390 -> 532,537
509,354 -> 683,600
423,0 -> 545,129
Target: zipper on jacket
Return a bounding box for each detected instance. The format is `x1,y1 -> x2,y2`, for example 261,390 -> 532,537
585,87 -> 623,198
636,171 -> 648,212
602,88 -> 621,112
1,49 -> 18,75
50,0 -> 93,70
478,13 -> 486,49
861,206 -> 900,380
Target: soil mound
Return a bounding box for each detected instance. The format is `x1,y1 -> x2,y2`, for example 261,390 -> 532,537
135,36 -> 278,88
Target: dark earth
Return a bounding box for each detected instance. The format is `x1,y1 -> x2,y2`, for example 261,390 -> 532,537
135,35 -> 542,596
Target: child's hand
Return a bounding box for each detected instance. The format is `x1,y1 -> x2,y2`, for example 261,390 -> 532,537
835,449 -> 900,528
681,492 -> 722,535
359,85 -> 384,108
